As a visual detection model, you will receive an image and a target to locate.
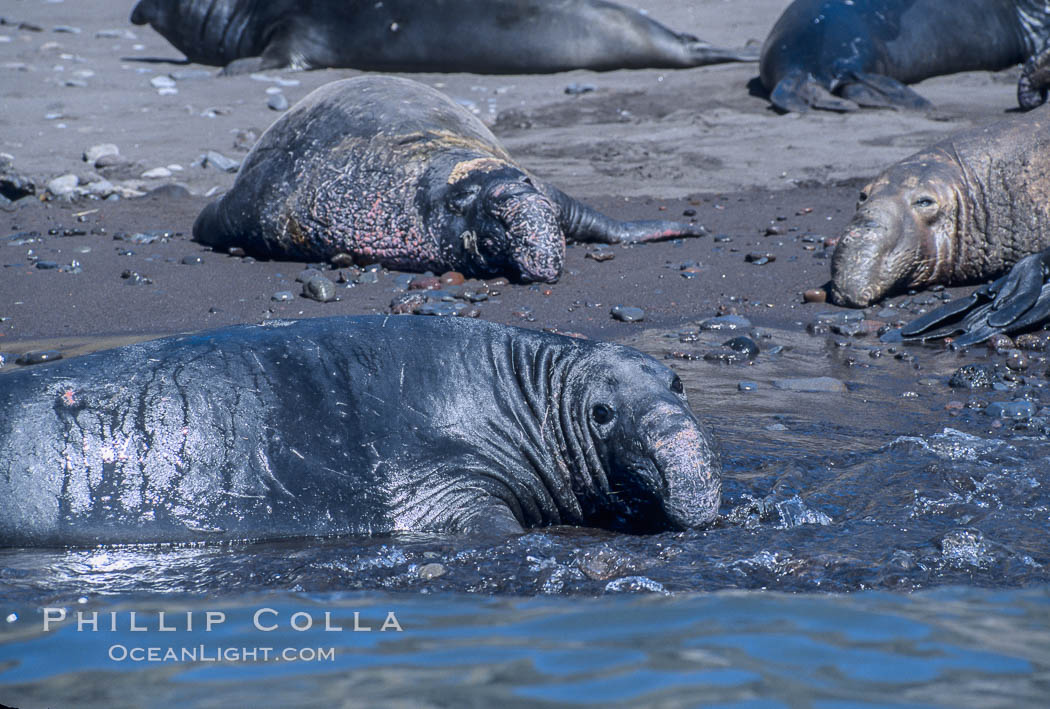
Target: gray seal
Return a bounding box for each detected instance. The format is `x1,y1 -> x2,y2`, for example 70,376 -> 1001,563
129,0 -> 756,75
830,108 -> 1050,308
760,0 -> 1050,112
193,76 -> 705,283
0,315 -> 721,546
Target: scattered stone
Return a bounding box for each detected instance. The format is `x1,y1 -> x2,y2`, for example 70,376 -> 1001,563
121,270 -> 153,285
745,252 -> 776,264
417,563 -> 446,580
330,252 -> 355,268
271,291 -> 294,302
267,93 -> 289,111
772,377 -> 847,393
228,246 -> 246,257
46,173 -> 78,197
150,75 -> 176,89
723,336 -> 759,358
440,271 -> 465,286
15,350 -> 62,366
296,268 -> 324,283
802,288 -> 826,304
1004,349 -> 1029,371
141,167 -> 172,179
169,68 -> 211,81
83,143 -> 119,165
302,274 -> 337,302
737,381 -> 758,391
611,305 -> 645,322
586,250 -> 615,262
565,83 -> 596,95
949,364 -> 996,389
202,150 -> 239,173
35,260 -> 59,270
181,255 -> 203,265
986,401 -> 1036,419
408,275 -> 441,291
390,292 -> 427,314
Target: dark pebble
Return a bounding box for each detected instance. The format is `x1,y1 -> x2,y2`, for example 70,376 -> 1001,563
330,252 -> 355,268
949,364 -> 996,389
611,305 -> 645,322
181,255 -> 203,265
34,260 -> 59,270
296,268 -> 324,283
683,208 -> 697,217
121,270 -> 152,285
271,291 -> 294,302
723,336 -> 759,358
802,289 -> 826,304
565,83 -> 596,95
745,252 -> 776,264
586,250 -> 615,262
737,381 -> 758,392
228,247 -> 246,257
16,350 -> 62,365
409,275 -> 441,291
986,401 -> 1036,419
302,275 -> 337,302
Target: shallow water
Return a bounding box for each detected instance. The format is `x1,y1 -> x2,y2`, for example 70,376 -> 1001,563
2,323 -> 1048,706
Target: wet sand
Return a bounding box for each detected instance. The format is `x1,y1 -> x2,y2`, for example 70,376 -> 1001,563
0,0 -> 1034,355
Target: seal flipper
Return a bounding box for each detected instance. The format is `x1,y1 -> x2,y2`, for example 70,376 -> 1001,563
840,72 -> 931,110
546,186 -> 706,244
770,69 -> 858,113
1019,43 -> 1050,111
888,249 -> 1050,345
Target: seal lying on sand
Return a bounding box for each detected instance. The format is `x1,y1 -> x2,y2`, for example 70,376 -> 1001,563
193,76 -> 704,283
829,108 -> 1050,308
0,316 -> 721,546
760,0 -> 1050,112
129,0 -> 756,75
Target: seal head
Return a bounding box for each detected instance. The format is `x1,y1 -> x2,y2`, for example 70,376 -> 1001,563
831,155 -> 963,307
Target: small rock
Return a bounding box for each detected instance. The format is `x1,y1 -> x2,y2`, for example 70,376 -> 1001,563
330,252 -> 355,268
150,75 -> 176,89
271,290 -> 294,302
46,173 -> 78,197
949,364 -> 996,389
440,271 -> 465,286
565,83 -> 596,95
409,275 -> 441,290
586,250 -> 615,262
181,255 -> 203,265
296,268 -> 324,283
417,563 -> 446,580
35,260 -> 59,270
802,288 -> 826,304
745,252 -> 776,264
611,305 -> 645,322
1004,349 -> 1029,371
228,246 -> 246,257
83,143 -> 119,165
267,93 -> 289,111
738,381 -> 758,392
986,401 -> 1036,419
723,336 -> 759,358
302,274 -> 336,302
203,150 -> 239,173
141,167 -> 172,179
772,377 -> 847,393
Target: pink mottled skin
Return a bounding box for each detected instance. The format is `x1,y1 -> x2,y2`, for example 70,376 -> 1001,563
193,76 -> 704,282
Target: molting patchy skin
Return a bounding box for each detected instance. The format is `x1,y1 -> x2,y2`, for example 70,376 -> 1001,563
129,0 -> 756,75
193,76 -> 704,282
830,108 -> 1050,307
760,0 -> 1050,112
0,316 -> 721,546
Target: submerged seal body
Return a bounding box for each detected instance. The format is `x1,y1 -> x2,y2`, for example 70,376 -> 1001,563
129,0 -> 756,75
0,316 -> 721,546
193,76 -> 703,283
760,0 -> 1050,112
830,108 -> 1050,308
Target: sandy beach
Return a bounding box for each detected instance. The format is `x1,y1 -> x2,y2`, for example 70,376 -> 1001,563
0,0 -> 1032,351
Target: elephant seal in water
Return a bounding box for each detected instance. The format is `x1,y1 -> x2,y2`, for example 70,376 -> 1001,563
0,316 -> 721,546
829,108 -> 1050,308
760,0 -> 1050,112
129,0 -> 756,75
193,76 -> 704,283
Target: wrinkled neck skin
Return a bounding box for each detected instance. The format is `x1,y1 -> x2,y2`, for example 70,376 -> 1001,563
1016,0 -> 1050,54
831,152 -> 969,307
422,160 -> 564,282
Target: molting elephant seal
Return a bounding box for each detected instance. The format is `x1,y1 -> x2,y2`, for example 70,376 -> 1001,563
0,316 -> 721,546
193,76 -> 704,283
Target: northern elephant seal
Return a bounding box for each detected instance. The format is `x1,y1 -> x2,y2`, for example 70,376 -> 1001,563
0,316 -> 721,546
129,0 -> 756,75
1019,41 -> 1050,110
760,0 -> 1050,112
193,76 -> 704,283
829,108 -> 1050,309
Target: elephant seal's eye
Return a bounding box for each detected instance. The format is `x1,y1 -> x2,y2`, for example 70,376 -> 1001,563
591,403 -> 614,425
858,191 -> 868,203
913,196 -> 935,208
670,376 -> 684,394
